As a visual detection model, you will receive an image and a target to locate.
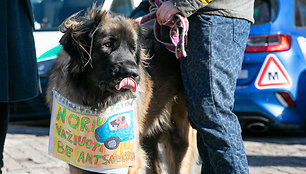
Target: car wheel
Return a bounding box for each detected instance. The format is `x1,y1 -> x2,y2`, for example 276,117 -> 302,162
104,137 -> 120,150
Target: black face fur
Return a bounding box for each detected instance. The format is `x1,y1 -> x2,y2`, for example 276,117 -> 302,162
50,7 -> 146,108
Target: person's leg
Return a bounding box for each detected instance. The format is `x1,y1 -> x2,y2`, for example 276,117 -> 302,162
0,103 -> 9,174
180,14 -> 250,174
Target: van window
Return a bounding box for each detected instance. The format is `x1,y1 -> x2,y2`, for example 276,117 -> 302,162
253,0 -> 279,25
31,0 -> 134,31
295,0 -> 306,27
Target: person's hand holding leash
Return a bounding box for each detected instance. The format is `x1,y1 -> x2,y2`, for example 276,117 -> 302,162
156,1 -> 179,25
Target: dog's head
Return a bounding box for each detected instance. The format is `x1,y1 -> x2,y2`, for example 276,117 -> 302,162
110,116 -> 126,127
59,6 -> 147,97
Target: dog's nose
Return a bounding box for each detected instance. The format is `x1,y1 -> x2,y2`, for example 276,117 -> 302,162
119,66 -> 140,80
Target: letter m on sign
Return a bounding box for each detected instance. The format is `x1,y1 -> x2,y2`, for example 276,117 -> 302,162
255,54 -> 291,89
268,72 -> 279,81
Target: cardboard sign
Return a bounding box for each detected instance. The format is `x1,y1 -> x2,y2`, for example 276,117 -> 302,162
49,90 -> 137,173
255,54 -> 291,89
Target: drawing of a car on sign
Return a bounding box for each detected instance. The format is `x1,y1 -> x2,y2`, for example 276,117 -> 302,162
94,111 -> 135,150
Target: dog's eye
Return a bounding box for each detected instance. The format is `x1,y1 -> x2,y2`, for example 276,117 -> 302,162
104,42 -> 112,48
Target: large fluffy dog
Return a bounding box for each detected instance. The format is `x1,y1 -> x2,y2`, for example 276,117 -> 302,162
46,6 -> 197,174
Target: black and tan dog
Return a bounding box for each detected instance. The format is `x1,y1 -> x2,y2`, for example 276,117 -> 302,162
46,6 -> 197,174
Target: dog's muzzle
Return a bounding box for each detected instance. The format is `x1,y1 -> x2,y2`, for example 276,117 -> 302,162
99,65 -> 140,92
118,66 -> 140,82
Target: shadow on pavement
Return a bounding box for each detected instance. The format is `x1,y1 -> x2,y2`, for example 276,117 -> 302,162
247,155 -> 306,167
243,127 -> 306,145
8,119 -> 50,136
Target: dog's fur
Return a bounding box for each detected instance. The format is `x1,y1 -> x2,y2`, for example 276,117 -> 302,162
46,6 -> 197,174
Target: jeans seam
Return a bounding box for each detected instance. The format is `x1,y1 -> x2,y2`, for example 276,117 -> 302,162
209,20 -> 231,143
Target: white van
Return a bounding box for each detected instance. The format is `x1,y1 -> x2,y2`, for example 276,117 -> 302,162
10,0 -> 141,119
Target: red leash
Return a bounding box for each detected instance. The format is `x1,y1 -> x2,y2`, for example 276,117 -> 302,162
134,0 -> 189,58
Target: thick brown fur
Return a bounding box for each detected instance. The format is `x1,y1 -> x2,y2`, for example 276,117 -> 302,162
46,6 -> 197,174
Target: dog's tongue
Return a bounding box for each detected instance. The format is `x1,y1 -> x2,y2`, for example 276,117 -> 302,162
115,77 -> 137,92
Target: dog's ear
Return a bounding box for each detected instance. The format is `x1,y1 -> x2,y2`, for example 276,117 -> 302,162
59,9 -> 107,73
129,19 -> 150,66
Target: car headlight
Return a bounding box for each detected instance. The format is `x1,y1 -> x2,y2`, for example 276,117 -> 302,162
38,58 -> 56,77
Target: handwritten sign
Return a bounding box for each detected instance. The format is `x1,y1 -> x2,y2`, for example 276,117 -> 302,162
49,90 -> 137,173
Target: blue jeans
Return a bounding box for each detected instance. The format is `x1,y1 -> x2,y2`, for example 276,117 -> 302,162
180,14 -> 250,174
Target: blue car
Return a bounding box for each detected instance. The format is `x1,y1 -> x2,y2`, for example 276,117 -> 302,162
95,111 -> 135,150
234,0 -> 306,133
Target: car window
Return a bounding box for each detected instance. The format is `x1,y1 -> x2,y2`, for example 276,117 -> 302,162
295,0 -> 306,28
253,0 -> 279,25
31,0 -> 134,31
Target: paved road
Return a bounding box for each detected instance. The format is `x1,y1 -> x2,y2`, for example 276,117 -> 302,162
244,133 -> 306,174
2,121 -> 306,174
2,122 -> 69,174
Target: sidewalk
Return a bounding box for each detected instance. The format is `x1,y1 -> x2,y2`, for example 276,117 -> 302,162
2,124 -> 69,174
2,123 -> 306,174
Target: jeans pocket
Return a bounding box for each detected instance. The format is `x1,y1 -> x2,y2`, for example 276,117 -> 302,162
233,18 -> 251,48
196,14 -> 213,26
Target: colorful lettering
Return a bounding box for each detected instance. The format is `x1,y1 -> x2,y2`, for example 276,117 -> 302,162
92,142 -> 100,151
67,131 -> 73,143
81,117 -> 90,132
78,136 -> 86,146
117,154 -> 122,162
91,120 -> 96,132
77,151 -> 85,163
86,154 -> 92,164
55,123 -> 61,136
57,141 -> 64,154
60,129 -> 66,139
86,139 -> 92,149
97,117 -> 106,126
102,155 -> 108,165
108,155 -> 116,164
65,145 -> 73,157
68,114 -> 79,129
73,135 -> 78,145
57,106 -> 66,123
94,155 -> 102,165
51,96 -> 137,169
